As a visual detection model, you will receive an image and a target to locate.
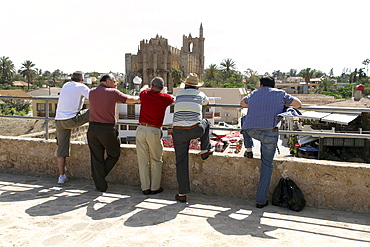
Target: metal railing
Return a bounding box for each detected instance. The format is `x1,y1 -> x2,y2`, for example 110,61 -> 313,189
1,95 -> 370,140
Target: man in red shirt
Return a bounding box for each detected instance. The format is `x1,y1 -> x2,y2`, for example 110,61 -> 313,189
136,77 -> 174,195
88,74 -> 139,192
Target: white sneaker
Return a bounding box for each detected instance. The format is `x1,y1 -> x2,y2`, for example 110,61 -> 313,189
58,175 -> 69,184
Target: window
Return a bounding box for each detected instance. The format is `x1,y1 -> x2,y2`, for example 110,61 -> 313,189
37,103 -> 52,111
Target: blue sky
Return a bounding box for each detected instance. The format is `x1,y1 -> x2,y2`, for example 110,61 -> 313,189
1,0 -> 369,76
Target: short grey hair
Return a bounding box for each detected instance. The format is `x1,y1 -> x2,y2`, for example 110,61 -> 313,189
150,77 -> 164,91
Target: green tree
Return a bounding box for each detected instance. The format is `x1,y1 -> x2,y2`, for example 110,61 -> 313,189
0,56 -> 15,85
171,68 -> 183,88
244,68 -> 259,89
362,58 -> 370,76
317,78 -> 334,92
299,68 -> 314,84
288,69 -> 297,77
220,58 -> 236,77
0,99 -> 31,116
51,69 -> 62,87
204,64 -> 219,80
19,60 -> 37,91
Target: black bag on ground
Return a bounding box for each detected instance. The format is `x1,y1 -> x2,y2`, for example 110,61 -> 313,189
272,177 -> 306,212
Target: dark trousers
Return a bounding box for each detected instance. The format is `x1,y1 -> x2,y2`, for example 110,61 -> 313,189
172,118 -> 211,194
87,123 -> 120,192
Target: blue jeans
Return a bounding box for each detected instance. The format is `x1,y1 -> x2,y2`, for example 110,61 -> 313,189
246,129 -> 279,204
242,131 -> 254,149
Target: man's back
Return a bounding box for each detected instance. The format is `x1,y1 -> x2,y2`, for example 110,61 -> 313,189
55,81 -> 89,120
139,90 -> 173,127
173,88 -> 209,127
243,87 -> 294,130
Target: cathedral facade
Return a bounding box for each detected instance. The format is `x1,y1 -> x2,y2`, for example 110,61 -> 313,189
125,24 -> 204,92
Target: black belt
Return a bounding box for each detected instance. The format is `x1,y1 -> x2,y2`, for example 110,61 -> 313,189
90,122 -> 115,126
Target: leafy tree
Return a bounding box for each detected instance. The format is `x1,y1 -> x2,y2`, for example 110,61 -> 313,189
329,68 -> 334,78
362,58 -> 370,76
336,84 -> 354,98
0,56 -> 15,85
0,99 -> 31,116
288,69 -> 297,77
244,68 -> 259,89
299,68 -> 314,84
51,69 -> 62,87
170,68 -> 183,88
204,64 -> 219,81
317,78 -> 335,92
19,60 -> 37,91
272,70 -> 286,80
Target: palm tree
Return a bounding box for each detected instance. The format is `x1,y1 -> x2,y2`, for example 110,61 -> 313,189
220,58 -> 236,76
19,60 -> 37,91
0,56 -> 15,85
318,78 -> 334,92
205,64 -> 219,80
362,59 -> 370,76
300,68 -> 314,84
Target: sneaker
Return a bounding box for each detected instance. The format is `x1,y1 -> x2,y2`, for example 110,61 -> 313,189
58,175 -> 69,184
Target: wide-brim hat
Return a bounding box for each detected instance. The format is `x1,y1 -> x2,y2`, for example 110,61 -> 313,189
183,73 -> 204,87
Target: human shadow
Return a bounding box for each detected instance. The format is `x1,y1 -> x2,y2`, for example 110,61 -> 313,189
124,196 -> 186,227
0,175 -> 64,203
206,206 -> 277,238
86,193 -> 146,220
25,189 -> 103,216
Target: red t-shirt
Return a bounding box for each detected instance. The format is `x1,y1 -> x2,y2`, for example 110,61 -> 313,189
139,89 -> 174,127
89,85 -> 128,124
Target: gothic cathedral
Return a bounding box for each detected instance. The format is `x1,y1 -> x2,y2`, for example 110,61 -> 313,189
125,23 -> 205,92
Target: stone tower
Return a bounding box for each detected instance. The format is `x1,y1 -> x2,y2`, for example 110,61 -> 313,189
125,24 -> 205,92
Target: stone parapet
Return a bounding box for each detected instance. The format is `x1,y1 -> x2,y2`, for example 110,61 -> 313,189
0,136 -> 369,213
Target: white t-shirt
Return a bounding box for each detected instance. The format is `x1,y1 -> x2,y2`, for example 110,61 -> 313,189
55,81 -> 90,120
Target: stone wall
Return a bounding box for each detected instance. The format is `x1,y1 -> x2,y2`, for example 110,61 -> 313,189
0,136 -> 369,213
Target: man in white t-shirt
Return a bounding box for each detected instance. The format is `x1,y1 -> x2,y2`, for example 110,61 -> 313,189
55,71 -> 90,184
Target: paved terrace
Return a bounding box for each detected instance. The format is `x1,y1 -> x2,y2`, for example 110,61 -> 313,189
0,172 -> 370,247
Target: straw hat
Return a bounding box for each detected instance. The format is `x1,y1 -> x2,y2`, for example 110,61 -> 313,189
183,73 -> 204,87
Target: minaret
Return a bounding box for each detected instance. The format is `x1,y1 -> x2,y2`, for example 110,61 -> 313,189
199,23 -> 205,75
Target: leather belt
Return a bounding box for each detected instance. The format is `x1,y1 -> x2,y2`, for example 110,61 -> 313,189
272,128 -> 278,132
139,123 -> 161,128
173,123 -> 199,129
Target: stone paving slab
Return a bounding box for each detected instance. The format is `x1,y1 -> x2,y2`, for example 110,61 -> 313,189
0,172 -> 369,247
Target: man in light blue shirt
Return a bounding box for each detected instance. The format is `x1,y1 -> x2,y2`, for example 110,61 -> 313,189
240,76 -> 302,208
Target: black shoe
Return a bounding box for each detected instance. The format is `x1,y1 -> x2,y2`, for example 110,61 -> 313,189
244,151 -> 253,158
142,189 -> 151,195
201,150 -> 214,160
256,200 -> 268,208
151,187 -> 163,195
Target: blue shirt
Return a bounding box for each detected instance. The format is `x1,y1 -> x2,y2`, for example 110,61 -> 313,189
242,87 -> 294,130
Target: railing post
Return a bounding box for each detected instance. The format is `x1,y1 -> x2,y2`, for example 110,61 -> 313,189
45,100 -> 49,140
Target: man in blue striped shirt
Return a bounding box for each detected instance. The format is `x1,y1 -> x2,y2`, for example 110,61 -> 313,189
240,76 -> 302,208
172,73 -> 213,203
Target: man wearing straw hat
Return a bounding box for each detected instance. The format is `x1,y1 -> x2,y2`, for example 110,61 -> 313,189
172,73 -> 213,203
